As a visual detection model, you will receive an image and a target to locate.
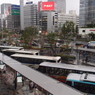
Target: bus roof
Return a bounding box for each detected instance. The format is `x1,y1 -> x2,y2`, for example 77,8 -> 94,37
0,53 -> 83,95
67,73 -> 95,82
11,54 -> 61,61
39,62 -> 95,73
2,49 -> 20,52
2,49 -> 39,54
0,45 -> 23,49
67,73 -> 81,81
15,50 -> 39,54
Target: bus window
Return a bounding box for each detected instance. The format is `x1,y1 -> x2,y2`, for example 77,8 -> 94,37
59,69 -> 64,76
55,68 -> 60,75
66,81 -> 72,86
36,53 -> 39,55
57,59 -> 61,63
38,66 -> 46,73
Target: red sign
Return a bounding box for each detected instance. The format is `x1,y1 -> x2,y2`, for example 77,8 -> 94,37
42,2 -> 54,11
90,30 -> 95,31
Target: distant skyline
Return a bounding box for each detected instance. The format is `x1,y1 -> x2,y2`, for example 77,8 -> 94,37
0,0 -> 80,15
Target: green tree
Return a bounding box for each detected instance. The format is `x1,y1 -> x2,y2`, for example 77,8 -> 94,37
88,32 -> 95,40
20,26 -> 38,47
61,21 -> 75,47
0,28 -> 9,42
46,32 -> 57,54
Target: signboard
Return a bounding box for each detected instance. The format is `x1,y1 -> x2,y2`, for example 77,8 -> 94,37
90,30 -> 95,31
26,2 -> 33,4
41,2 -> 54,11
11,5 -> 20,10
11,10 -> 20,15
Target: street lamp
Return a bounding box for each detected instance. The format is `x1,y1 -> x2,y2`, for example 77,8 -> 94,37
39,30 -> 42,34
39,31 -> 42,48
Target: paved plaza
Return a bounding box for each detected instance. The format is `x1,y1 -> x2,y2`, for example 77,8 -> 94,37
0,72 -> 45,95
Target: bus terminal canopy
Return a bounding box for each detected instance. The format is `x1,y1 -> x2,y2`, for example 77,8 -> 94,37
0,53 -> 84,95
74,47 -> 95,53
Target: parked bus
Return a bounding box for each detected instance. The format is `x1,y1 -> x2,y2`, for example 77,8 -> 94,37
11,54 -> 61,64
0,45 -> 23,51
38,62 -> 95,82
66,73 -> 95,95
2,49 -> 40,56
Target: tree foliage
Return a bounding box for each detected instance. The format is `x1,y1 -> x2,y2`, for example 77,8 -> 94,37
88,32 -> 95,40
61,21 -> 75,46
20,26 -> 38,46
46,32 -> 57,53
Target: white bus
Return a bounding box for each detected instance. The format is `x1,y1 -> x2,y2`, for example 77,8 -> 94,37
0,45 -> 23,51
38,62 -> 95,82
11,54 -> 61,64
66,73 -> 95,95
2,49 -> 40,56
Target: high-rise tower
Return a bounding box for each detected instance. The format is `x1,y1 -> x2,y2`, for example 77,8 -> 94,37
1,3 -> 20,31
48,0 -> 66,13
79,0 -> 95,27
20,0 -> 24,30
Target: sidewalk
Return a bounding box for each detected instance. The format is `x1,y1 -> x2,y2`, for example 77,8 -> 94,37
0,74 -> 15,95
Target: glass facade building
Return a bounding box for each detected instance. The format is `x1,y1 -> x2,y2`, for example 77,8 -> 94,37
1,3 -> 20,31
79,0 -> 95,27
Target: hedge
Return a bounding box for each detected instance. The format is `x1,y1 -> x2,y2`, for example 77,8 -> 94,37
56,54 -> 76,61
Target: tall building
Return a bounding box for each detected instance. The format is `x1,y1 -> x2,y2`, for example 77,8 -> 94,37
48,0 -> 66,13
24,3 -> 38,29
79,0 -> 95,27
1,3 -> 20,31
58,11 -> 79,28
20,0 -> 24,30
0,14 -> 5,31
39,11 -> 58,32
1,3 -> 11,28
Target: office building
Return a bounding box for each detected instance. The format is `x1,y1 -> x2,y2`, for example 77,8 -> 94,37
20,0 -> 24,30
48,0 -> 66,13
24,4 -> 38,28
79,0 -> 95,27
1,3 -> 20,31
0,14 -> 5,31
58,10 -> 79,28
1,3 -> 11,29
39,11 -> 58,32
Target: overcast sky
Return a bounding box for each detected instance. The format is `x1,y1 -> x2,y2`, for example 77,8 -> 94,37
0,0 -> 80,15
